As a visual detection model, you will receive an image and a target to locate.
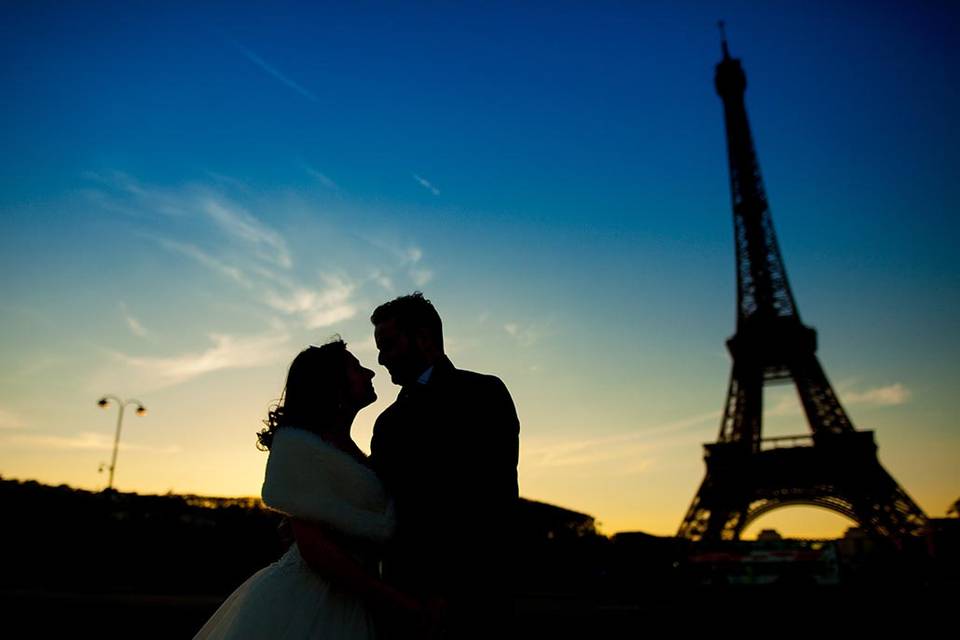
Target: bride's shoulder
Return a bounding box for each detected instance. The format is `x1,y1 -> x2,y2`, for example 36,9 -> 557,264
270,426 -> 322,447
270,426 -> 346,454
261,428 -> 394,541
268,427 -> 370,476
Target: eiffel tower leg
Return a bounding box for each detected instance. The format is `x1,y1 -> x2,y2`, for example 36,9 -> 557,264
677,470 -> 746,541
791,354 -> 854,434
678,466 -> 754,541
680,363 -> 764,540
719,360 -> 763,447
677,478 -> 710,540
837,452 -> 929,539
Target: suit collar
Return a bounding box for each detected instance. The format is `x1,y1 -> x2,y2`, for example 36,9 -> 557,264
401,355 -> 454,397
428,355 -> 455,383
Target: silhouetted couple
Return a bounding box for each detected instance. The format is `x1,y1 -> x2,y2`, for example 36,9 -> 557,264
194,293 -> 520,639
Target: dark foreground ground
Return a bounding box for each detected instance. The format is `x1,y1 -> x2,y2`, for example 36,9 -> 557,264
3,479 -> 956,637
1,585 -> 955,638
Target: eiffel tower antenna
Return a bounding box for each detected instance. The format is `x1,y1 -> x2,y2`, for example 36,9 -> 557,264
717,20 -> 730,59
677,28 -> 927,542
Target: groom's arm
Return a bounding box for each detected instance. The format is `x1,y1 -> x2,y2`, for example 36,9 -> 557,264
479,376 -> 520,502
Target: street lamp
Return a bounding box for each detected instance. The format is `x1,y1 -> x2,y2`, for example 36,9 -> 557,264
97,395 -> 147,491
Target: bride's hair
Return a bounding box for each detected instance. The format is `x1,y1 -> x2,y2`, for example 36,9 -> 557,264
257,337 -> 347,451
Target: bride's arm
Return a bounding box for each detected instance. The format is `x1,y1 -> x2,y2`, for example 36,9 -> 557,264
289,518 -> 426,619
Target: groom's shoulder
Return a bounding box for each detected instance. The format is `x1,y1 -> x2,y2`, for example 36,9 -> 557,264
451,365 -> 508,390
449,366 -> 515,407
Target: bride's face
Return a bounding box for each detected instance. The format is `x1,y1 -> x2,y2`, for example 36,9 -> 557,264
343,351 -> 377,410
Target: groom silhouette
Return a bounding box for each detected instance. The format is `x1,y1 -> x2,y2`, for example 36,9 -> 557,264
370,292 -> 520,638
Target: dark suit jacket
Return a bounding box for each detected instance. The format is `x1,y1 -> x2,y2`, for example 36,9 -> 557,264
370,355 -> 520,606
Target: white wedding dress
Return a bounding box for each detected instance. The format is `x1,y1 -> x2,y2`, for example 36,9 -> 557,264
194,428 -> 395,640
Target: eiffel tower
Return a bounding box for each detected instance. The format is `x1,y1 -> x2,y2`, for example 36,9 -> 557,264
677,25 -> 928,542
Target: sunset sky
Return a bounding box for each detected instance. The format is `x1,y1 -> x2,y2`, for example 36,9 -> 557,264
1,1 -> 957,537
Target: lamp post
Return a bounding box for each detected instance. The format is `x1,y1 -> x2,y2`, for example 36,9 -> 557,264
97,395 -> 147,491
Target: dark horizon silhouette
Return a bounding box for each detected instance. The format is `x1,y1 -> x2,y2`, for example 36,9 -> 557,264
1,476 -> 956,637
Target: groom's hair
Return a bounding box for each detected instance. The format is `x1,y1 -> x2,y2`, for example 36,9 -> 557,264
371,292 -> 444,350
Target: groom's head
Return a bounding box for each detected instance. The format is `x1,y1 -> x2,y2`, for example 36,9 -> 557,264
371,292 -> 444,386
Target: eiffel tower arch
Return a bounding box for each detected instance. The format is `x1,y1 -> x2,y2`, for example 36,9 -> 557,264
677,25 -> 927,542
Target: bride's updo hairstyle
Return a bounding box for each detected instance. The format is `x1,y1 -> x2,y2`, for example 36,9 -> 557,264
257,337 -> 347,451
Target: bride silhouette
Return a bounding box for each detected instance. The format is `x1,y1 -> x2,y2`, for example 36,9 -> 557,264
194,338 -> 430,639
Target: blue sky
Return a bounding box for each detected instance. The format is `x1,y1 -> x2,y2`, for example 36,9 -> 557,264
1,1 -> 957,535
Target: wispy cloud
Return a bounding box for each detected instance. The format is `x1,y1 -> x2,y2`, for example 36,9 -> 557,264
120,302 -> 150,338
112,330 -> 290,389
368,268 -> 394,292
766,390 -> 802,417
347,334 -> 378,356
305,166 -> 338,190
360,236 -> 426,265
204,172 -> 251,192
504,323 -> 539,347
844,383 -> 910,406
400,246 -> 434,285
528,437 -> 647,469
139,204 -> 356,332
200,197 -> 292,269
0,407 -> 24,430
413,174 -> 440,196
0,354 -> 64,384
262,274 -> 357,329
503,319 -> 556,347
89,174 -> 292,272
523,410 -> 719,475
238,44 -> 320,103
409,268 -> 434,287
153,237 -> 253,288
4,431 -> 180,453
83,171 -> 187,217
89,172 -> 420,334
357,236 -> 435,291
767,382 -> 911,417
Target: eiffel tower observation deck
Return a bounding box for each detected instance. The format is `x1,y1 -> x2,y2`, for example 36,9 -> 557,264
677,24 -> 928,542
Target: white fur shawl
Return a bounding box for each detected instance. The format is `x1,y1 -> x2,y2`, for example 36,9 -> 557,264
260,427 -> 395,543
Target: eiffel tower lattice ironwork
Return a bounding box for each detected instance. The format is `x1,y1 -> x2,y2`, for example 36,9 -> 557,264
677,25 -> 928,542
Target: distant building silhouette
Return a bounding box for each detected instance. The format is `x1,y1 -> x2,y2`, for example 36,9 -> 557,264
516,498 -> 597,540
756,529 -> 782,542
